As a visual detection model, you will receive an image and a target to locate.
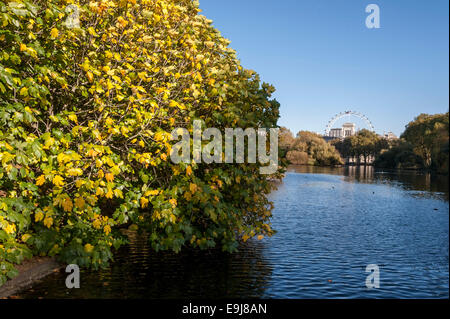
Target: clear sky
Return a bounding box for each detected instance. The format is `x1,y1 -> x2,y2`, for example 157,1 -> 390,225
199,0 -> 449,136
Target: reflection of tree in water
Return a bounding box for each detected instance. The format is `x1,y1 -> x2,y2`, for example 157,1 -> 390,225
114,231 -> 274,299
18,231 -> 273,299
288,165 -> 449,201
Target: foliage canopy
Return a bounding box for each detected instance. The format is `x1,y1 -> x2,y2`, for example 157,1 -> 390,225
0,0 -> 281,285
332,129 -> 388,165
374,112 -> 449,172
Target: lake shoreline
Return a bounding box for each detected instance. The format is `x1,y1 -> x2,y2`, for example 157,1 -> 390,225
288,163 -> 449,176
0,257 -> 62,298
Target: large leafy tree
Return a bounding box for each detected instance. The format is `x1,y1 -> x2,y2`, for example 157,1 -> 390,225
373,113 -> 448,172
401,113 -> 449,169
0,0 -> 281,285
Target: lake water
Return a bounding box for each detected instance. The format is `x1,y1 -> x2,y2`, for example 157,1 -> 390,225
17,166 -> 449,298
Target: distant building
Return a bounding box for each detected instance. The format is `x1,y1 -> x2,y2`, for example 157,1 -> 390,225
329,128 -> 343,138
382,131 -> 398,140
342,122 -> 356,137
325,118 -> 396,144
328,122 -> 357,139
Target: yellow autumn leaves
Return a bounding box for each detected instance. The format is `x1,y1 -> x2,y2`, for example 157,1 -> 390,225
189,183 -> 197,193
74,197 -> 85,210
140,197 -> 149,208
67,168 -> 83,177
84,243 -> 94,253
92,215 -> 112,236
145,190 -> 159,196
1,220 -> 16,235
242,234 -> 264,242
35,174 -> 64,187
103,188 -> 123,199
35,174 -> 45,186
104,225 -> 111,235
50,28 -> 59,39
53,175 -> 64,187
21,234 -> 31,243
34,211 -> 44,222
61,198 -> 73,212
43,216 -> 53,228
0,0 -> 278,285
105,173 -> 114,183
34,211 -> 53,228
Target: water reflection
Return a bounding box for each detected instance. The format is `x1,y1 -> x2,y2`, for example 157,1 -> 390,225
18,231 -> 273,299
288,165 -> 449,201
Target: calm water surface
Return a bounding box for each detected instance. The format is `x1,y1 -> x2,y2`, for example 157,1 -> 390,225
18,166 -> 449,298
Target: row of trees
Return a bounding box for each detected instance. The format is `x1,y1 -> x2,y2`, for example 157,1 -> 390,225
374,113 -> 449,173
280,128 -> 342,166
280,127 -> 389,167
281,112 -> 449,174
332,129 -> 389,165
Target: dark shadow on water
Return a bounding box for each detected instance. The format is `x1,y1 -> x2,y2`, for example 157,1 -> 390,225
18,231 -> 273,299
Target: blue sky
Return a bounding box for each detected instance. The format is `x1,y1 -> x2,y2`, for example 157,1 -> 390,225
199,0 -> 449,136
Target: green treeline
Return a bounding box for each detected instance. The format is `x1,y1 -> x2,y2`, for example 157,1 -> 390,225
332,129 -> 388,165
374,113 -> 449,174
281,112 -> 449,174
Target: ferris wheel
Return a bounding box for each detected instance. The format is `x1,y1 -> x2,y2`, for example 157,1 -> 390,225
325,110 -> 375,135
